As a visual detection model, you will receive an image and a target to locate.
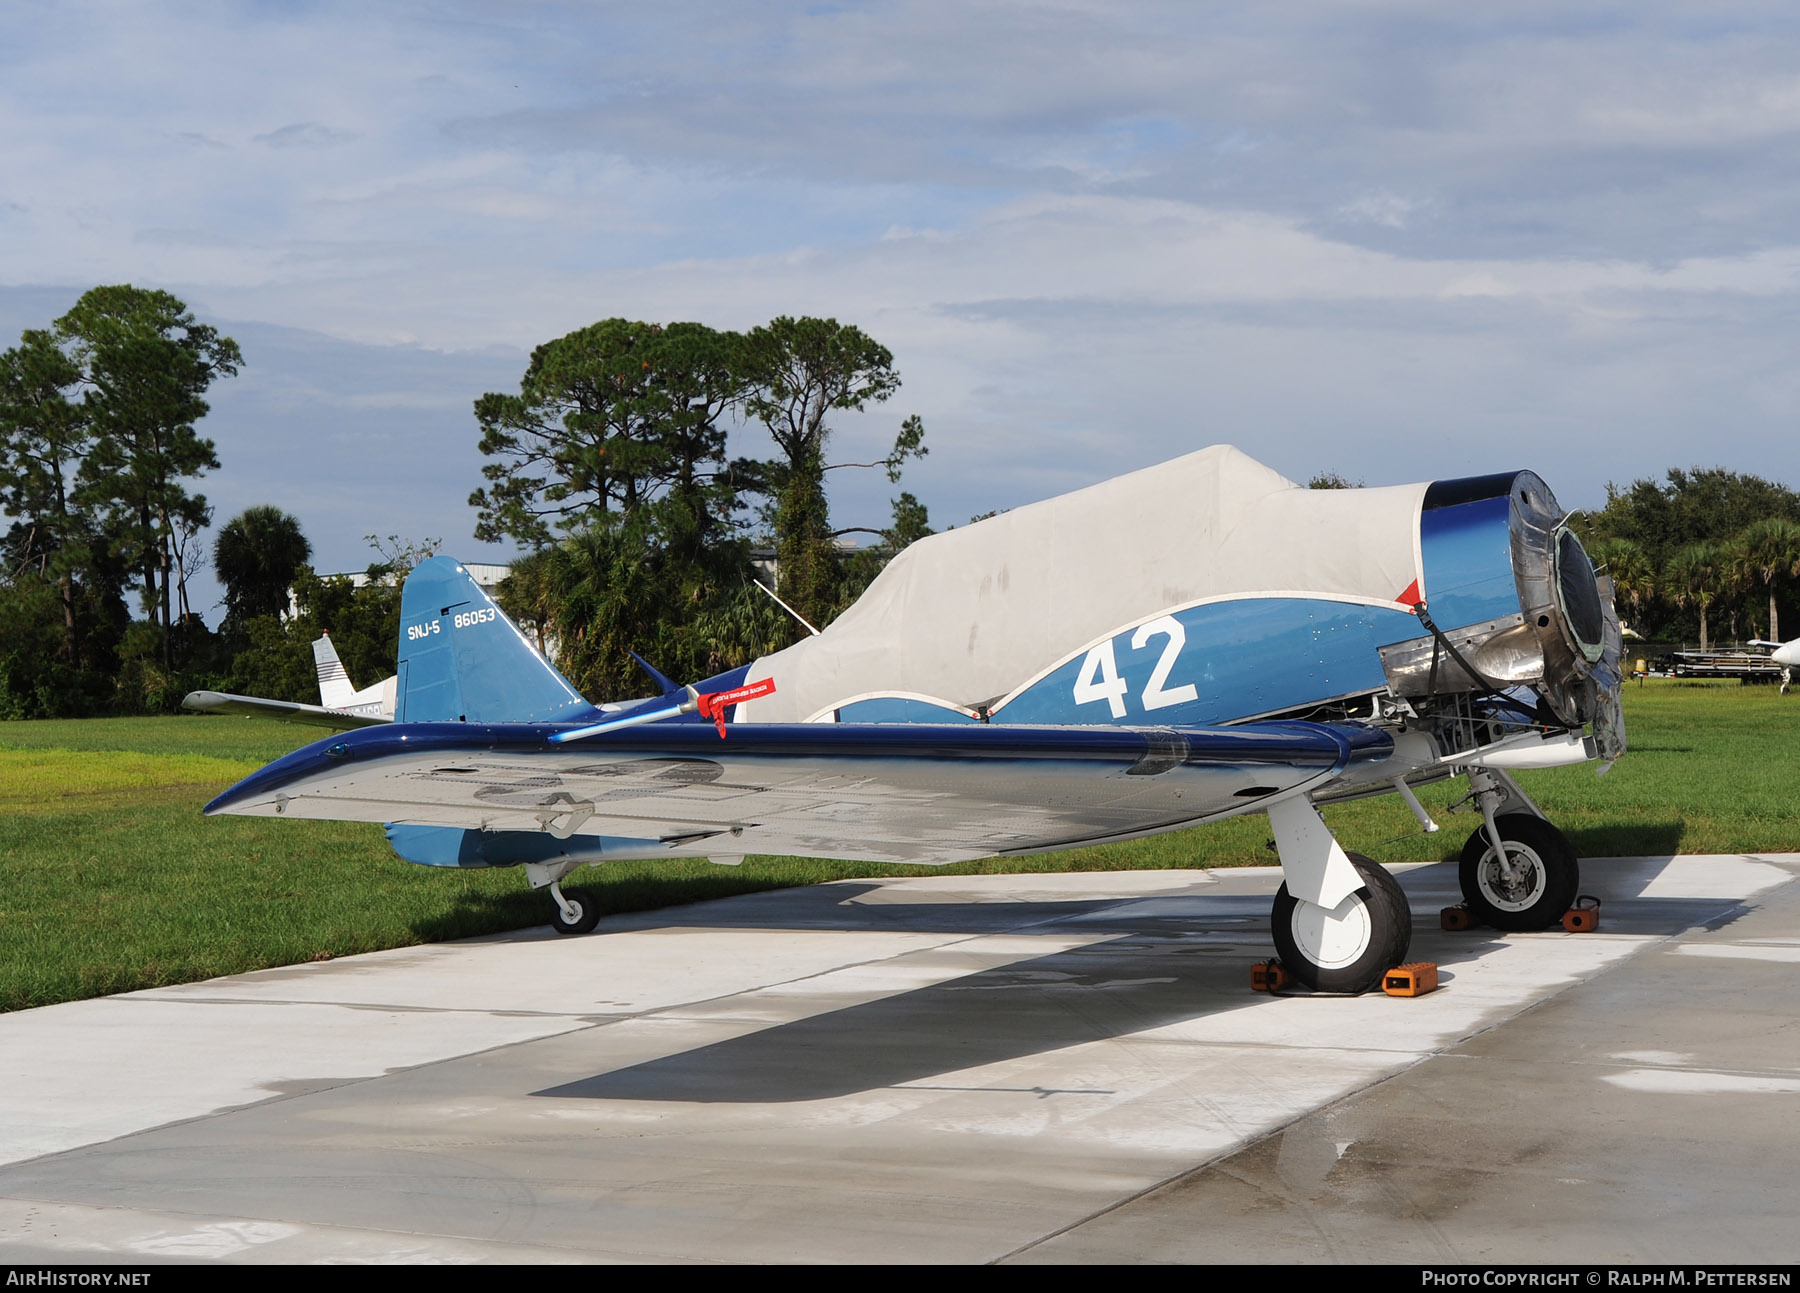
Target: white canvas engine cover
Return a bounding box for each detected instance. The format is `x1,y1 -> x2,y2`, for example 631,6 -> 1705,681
738,444 -> 1428,723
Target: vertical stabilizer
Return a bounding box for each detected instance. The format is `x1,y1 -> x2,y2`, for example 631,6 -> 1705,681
396,556 -> 596,725
312,634 -> 356,709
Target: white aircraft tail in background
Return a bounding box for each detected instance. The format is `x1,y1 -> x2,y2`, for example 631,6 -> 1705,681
182,634 -> 396,729
313,633 -> 397,718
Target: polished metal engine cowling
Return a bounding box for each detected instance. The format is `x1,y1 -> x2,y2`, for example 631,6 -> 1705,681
1379,471 -> 1625,762
1507,472 -> 1621,744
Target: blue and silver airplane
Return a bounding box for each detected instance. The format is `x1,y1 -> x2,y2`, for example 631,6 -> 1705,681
206,447 -> 1624,994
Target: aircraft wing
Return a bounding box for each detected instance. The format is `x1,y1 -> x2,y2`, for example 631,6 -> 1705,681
205,719 -> 1393,865
181,690 -> 392,731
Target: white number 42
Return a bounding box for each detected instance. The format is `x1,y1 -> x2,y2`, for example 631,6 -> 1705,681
1072,615 -> 1199,718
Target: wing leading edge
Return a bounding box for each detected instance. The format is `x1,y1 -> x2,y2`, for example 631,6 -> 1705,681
205,719 -> 1392,866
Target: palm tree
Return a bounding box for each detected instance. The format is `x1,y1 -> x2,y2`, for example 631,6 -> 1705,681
1588,537 -> 1655,637
542,520 -> 666,701
213,506 -> 311,632
1668,541 -> 1724,650
690,580 -> 798,676
1733,517 -> 1800,643
495,549 -> 558,656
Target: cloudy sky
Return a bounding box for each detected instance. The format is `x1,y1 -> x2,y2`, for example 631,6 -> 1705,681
5,2 -> 1799,619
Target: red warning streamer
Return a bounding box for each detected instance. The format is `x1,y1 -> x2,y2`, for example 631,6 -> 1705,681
694,677 -> 777,737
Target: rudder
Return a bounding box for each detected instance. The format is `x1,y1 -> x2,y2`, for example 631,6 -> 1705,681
396,556 -> 595,724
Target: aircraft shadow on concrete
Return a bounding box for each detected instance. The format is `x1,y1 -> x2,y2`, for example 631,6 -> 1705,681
533,900 -> 1282,1105
531,853 -> 1756,1106
422,819 -> 1688,945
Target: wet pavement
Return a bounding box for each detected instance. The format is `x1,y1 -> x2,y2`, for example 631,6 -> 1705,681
1,855 -> 1795,1264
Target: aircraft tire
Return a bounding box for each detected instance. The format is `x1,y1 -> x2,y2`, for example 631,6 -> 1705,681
1271,852 -> 1412,993
549,889 -> 602,935
1458,814 -> 1579,931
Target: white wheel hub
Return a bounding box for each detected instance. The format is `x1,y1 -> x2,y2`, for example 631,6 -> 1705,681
1288,891 -> 1373,970
1477,844 -> 1546,912
550,881 -> 582,925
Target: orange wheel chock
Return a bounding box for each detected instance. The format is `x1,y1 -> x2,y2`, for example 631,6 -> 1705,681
1382,962 -> 1439,997
1440,906 -> 1474,932
1251,960 -> 1291,992
1562,895 -> 1601,933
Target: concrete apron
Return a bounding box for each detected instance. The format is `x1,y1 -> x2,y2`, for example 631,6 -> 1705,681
0,855 -> 1795,1264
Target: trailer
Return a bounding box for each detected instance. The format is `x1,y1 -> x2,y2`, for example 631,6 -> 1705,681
1667,649 -> 1785,681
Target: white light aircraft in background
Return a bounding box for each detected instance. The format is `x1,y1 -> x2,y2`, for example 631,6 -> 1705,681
1749,637 -> 1800,693
182,633 -> 395,729
310,633 -> 396,719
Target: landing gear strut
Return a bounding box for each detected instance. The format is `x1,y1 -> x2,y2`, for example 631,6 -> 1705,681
1271,852 -> 1413,992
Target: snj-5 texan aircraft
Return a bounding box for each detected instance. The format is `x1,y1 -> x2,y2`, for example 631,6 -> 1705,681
205,446 -> 1625,994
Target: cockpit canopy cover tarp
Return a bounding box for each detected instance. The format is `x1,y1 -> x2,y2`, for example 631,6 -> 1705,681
740,445 -> 1429,723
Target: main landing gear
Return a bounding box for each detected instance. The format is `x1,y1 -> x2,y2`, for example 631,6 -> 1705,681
1454,766 -> 1580,931
1458,813 -> 1579,931
1265,798 -> 1412,993
1271,852 -> 1412,993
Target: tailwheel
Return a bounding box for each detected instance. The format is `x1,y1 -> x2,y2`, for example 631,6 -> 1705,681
548,884 -> 601,935
1271,852 -> 1412,993
1458,813 -> 1579,931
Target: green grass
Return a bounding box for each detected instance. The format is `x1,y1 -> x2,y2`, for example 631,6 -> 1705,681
0,714 -> 324,763
2,682 -> 1796,1011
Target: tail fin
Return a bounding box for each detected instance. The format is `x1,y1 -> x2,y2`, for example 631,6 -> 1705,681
396,556 -> 596,724
312,634 -> 357,709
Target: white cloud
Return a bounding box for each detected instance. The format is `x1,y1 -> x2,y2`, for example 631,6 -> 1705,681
1339,193 -> 1423,230
6,0 -> 1800,583
253,123 -> 357,149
